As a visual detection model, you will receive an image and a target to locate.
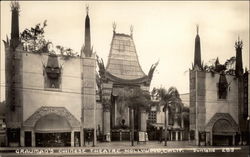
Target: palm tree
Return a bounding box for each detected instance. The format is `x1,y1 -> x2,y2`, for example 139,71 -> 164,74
121,87 -> 151,146
152,87 -> 181,146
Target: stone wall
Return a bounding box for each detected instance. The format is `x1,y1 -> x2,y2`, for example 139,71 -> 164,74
81,57 -> 96,129
189,70 -> 196,131
190,70 -> 239,129
5,45 -> 23,128
21,52 -> 82,122
204,72 -> 238,124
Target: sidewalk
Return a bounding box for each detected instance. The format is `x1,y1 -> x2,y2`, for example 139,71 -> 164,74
93,141 -> 196,148
1,140 -> 248,149
0,141 -> 248,156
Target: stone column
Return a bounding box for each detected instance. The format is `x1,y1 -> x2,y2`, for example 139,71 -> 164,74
171,131 -> 173,141
181,113 -> 184,129
71,131 -> 74,147
176,131 -> 179,141
180,131 -> 183,141
205,132 -> 210,146
80,129 -> 84,146
93,128 -> 97,146
103,101 -> 111,142
20,129 -> 24,147
119,130 -> 122,141
101,83 -> 112,142
210,131 -> 213,146
232,134 -> 235,146
31,130 -> 35,147
140,108 -> 147,132
240,134 -> 242,145
131,108 -> 135,146
188,132 -> 190,141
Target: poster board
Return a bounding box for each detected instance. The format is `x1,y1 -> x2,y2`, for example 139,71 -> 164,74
138,131 -> 148,142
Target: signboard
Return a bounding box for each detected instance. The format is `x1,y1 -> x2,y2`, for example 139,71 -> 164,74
138,131 -> 148,142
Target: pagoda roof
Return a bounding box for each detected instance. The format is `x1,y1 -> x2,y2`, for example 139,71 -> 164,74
106,32 -> 147,81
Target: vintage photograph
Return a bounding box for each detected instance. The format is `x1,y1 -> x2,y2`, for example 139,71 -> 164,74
0,1 -> 249,156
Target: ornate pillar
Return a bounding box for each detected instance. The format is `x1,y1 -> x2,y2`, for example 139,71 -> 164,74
232,134 -> 235,146
131,108 -> 135,146
71,131 -> 74,147
20,129 -> 24,147
181,113 -> 184,129
188,132 -> 190,141
176,131 -> 179,141
171,131 -> 173,141
140,108 -> 147,132
31,130 -> 35,147
181,113 -> 184,141
103,102 -> 111,142
80,129 -> 84,146
210,131 -> 213,146
101,83 -> 112,142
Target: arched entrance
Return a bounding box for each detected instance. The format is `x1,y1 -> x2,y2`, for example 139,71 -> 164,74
205,113 -> 239,146
23,106 -> 81,147
35,114 -> 71,147
205,113 -> 239,145
212,119 -> 235,146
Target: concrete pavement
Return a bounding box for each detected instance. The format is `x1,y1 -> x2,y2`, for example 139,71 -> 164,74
0,141 -> 249,157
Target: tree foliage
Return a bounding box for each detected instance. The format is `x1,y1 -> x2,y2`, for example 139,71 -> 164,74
151,87 -> 182,112
20,20 -> 48,52
194,57 -> 236,75
20,21 -> 77,58
120,87 -> 152,111
56,45 -> 77,59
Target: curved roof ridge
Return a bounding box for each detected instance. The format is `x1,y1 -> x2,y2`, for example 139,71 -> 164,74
106,31 -> 146,80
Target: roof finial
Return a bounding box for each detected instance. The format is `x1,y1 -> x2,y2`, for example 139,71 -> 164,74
113,22 -> 116,33
10,0 -> 20,11
86,4 -> 89,15
238,35 -> 240,42
130,25 -> 133,37
196,25 -> 199,35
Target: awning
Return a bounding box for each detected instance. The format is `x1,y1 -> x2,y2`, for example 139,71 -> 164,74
35,114 -> 71,133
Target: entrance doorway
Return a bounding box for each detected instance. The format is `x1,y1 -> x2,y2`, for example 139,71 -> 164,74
7,128 -> 20,146
212,119 -> 236,146
36,132 -> 71,147
34,114 -> 72,147
24,131 -> 31,147
213,135 -> 233,146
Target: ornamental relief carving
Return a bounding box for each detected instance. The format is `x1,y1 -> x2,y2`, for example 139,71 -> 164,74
23,106 -> 81,128
102,97 -> 111,112
205,113 -> 239,132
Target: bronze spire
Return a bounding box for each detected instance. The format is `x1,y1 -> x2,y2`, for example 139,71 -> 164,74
10,0 -> 20,49
194,25 -> 201,69
235,37 -> 243,77
81,5 -> 92,57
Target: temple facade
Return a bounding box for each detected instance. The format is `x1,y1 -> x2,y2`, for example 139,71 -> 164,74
189,27 -> 248,146
96,25 -> 157,142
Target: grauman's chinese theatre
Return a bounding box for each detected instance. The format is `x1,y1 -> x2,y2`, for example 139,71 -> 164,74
4,2 -> 157,147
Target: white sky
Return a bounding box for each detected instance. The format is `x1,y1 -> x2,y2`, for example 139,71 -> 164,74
0,1 -> 249,100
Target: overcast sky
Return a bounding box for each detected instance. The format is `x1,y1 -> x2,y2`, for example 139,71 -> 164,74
1,1 -> 249,100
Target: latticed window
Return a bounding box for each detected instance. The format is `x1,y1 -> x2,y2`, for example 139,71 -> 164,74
148,111 -> 157,123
